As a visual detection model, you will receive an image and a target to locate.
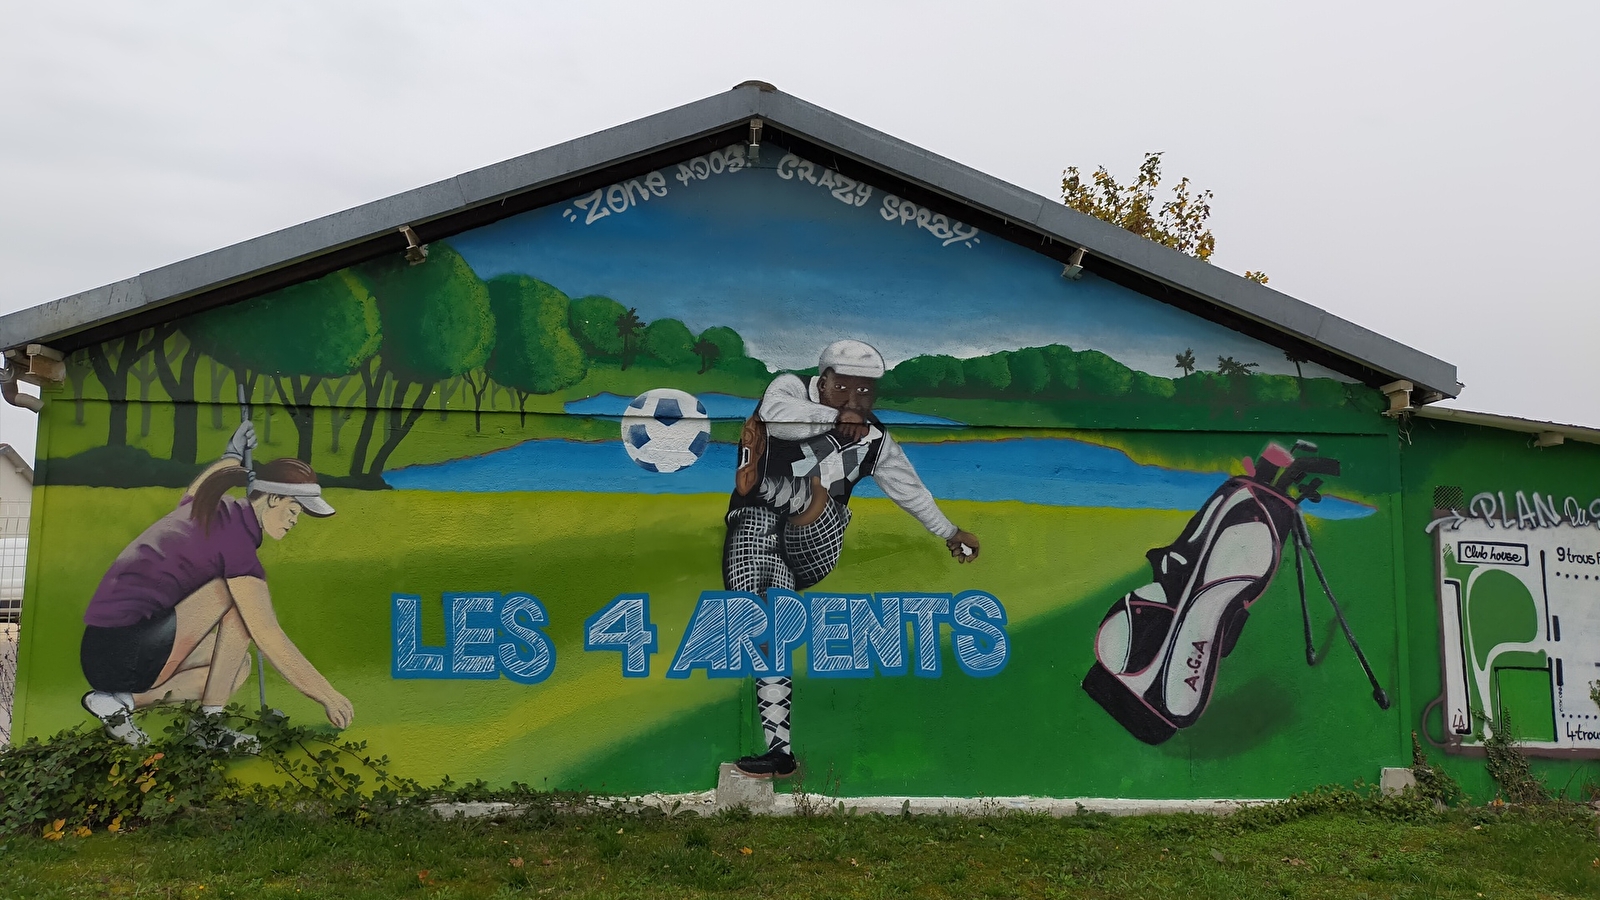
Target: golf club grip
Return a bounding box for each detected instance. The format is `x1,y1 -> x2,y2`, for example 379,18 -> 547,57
237,383 -> 253,473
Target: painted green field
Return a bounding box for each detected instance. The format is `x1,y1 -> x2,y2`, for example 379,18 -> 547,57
15,480 -> 1417,800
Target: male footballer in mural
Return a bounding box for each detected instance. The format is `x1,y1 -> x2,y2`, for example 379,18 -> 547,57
78,421 -> 352,747
725,339 -> 980,776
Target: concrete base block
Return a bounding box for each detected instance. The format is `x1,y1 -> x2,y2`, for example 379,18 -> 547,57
715,762 -> 775,812
1380,767 -> 1417,797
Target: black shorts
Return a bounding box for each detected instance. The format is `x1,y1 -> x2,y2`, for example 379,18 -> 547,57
80,608 -> 177,694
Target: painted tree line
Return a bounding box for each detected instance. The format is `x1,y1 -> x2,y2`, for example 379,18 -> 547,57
67,240 -> 1356,484
876,344 -> 1352,407
70,243 -> 763,482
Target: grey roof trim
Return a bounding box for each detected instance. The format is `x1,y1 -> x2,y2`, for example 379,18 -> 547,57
0,83 -> 1459,397
1413,405 -> 1600,447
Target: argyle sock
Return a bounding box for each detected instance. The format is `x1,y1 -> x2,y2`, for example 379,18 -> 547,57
755,676 -> 792,755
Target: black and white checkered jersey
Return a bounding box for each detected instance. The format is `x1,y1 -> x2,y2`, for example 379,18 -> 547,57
727,374 -> 958,540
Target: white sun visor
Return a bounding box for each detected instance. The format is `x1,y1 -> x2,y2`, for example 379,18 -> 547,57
249,480 -> 335,517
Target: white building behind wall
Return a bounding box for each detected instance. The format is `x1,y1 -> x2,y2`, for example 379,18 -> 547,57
0,444 -> 24,744
0,443 -> 30,632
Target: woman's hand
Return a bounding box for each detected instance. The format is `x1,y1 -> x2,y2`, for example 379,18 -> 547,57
319,689 -> 354,729
221,421 -> 257,463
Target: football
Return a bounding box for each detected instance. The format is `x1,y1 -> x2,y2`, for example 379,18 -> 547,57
620,388 -> 711,473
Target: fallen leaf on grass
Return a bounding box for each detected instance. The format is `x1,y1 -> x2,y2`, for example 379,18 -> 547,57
849,858 -> 858,867
510,858 -> 524,868
740,847 -> 753,855
541,859 -> 554,867
1210,849 -> 1226,863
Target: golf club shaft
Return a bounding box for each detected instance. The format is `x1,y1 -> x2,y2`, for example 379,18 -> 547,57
237,383 -> 265,711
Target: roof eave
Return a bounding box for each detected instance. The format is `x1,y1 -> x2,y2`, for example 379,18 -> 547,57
0,83 -> 1460,398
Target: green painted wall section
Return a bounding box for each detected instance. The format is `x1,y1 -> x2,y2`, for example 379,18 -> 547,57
1397,418 -> 1600,799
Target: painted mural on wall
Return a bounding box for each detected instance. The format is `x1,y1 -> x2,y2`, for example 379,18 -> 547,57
1086,440 -> 1390,745
15,145 -> 1403,798
1428,490 -> 1600,756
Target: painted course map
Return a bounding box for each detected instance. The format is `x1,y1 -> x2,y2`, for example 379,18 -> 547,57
1435,495 -> 1600,755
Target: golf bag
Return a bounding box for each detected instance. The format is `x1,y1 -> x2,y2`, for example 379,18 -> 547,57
1082,440 -> 1390,745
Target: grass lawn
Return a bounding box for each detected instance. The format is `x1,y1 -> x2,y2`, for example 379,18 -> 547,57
2,802 -> 1598,899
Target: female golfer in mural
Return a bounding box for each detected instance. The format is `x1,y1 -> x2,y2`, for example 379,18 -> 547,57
725,339 -> 981,776
78,421 -> 352,747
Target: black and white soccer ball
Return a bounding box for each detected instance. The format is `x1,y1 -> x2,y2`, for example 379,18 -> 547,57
621,388 -> 711,473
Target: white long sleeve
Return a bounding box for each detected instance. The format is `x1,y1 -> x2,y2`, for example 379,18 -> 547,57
759,374 -> 838,441
873,434 -> 959,540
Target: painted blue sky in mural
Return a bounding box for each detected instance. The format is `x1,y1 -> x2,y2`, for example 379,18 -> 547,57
449,148 -> 1337,380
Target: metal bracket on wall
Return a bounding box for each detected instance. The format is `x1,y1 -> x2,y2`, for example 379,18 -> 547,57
400,225 -> 429,265
1379,380 -> 1414,418
1061,246 -> 1087,280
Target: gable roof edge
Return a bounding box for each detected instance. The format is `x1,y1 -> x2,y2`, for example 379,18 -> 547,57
0,84 -> 1459,398
748,90 -> 1458,397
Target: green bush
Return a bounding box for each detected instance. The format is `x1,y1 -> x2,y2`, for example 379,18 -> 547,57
0,705 -> 420,838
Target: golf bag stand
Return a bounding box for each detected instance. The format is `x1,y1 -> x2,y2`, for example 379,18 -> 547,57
1082,440 -> 1390,745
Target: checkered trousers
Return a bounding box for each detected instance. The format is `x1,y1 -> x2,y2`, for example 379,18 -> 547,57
722,500 -> 851,756
723,500 -> 851,595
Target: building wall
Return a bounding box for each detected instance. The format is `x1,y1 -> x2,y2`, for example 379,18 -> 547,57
14,147 -> 1435,798
1399,419 -> 1600,798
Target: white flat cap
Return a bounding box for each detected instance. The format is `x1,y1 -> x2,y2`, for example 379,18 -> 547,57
819,340 -> 886,379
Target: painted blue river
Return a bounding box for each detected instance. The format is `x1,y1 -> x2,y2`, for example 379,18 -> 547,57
387,436 -> 1375,520
564,392 -> 964,426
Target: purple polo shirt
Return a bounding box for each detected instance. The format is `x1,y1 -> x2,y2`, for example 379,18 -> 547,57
84,495 -> 266,628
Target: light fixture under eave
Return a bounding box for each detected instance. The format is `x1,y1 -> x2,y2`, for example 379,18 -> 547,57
1061,246 -> 1087,280
748,118 -> 763,164
400,225 -> 429,265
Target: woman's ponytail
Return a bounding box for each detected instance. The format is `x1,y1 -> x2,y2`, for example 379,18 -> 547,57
190,465 -> 250,534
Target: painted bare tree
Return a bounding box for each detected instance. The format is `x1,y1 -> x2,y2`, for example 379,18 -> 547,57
435,375 -> 463,421
185,269 -> 381,464
151,324 -> 204,464
127,335 -> 163,438
461,368 -> 494,431
65,357 -> 89,425
83,331 -> 160,447
208,358 -> 230,430
319,374 -> 359,454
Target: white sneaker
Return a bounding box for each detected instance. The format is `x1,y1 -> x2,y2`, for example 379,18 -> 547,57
81,691 -> 149,747
190,713 -> 260,753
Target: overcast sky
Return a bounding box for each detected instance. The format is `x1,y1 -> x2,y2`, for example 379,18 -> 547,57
1,1 -> 1595,464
